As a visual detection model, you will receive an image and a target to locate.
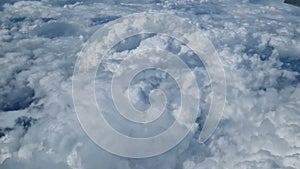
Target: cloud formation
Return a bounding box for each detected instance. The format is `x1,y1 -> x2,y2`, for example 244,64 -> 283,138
0,0 -> 299,169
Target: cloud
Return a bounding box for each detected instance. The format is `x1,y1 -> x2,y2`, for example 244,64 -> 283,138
0,0 -> 299,169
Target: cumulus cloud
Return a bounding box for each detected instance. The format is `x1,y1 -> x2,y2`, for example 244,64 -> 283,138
0,0 -> 299,169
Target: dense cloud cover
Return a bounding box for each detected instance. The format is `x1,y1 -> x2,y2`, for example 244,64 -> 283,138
0,0 -> 300,169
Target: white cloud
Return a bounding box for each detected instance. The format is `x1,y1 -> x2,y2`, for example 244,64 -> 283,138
0,0 -> 299,169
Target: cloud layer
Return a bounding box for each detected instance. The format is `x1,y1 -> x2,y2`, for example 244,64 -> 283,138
0,0 -> 299,169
